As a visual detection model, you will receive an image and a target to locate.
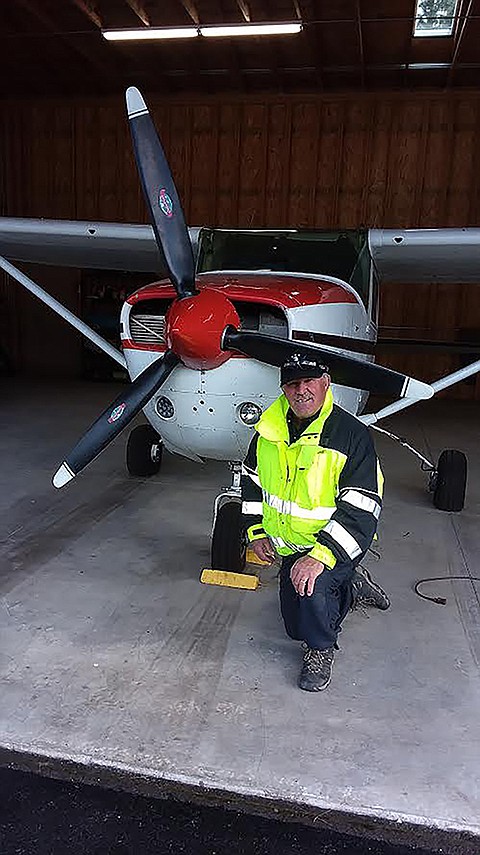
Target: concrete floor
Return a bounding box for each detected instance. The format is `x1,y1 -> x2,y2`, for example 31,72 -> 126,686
0,379 -> 479,854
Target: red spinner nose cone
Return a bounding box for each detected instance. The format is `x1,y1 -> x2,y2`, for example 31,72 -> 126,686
165,288 -> 240,370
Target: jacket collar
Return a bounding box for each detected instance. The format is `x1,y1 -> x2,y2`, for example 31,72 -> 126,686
256,387 -> 334,443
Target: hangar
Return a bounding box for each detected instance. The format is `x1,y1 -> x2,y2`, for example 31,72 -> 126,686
0,2 -> 479,852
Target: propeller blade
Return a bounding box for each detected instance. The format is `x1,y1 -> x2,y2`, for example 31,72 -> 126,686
223,328 -> 433,399
53,351 -> 180,488
126,87 -> 196,299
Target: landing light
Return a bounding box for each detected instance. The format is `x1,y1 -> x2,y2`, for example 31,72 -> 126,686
238,402 -> 262,425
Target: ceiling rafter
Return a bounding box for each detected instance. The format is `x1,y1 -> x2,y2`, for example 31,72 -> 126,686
292,0 -> 302,21
1,0 -> 479,97
71,0 -> 102,28
235,0 -> 251,22
178,0 -> 200,25
124,0 -> 150,26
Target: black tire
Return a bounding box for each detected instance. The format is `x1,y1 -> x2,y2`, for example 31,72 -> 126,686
126,424 -> 163,477
211,501 -> 246,573
433,449 -> 467,512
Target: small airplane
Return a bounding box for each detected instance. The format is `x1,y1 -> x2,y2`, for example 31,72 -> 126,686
1,87 -> 480,572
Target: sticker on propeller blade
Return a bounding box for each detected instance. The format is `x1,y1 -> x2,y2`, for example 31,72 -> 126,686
158,188 -> 173,218
108,403 -> 126,424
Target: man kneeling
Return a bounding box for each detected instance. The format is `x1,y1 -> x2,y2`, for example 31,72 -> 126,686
241,353 -> 390,692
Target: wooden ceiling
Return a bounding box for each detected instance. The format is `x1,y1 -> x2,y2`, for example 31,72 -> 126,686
0,0 -> 479,98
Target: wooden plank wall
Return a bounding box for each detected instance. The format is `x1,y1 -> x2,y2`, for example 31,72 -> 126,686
1,91 -> 480,396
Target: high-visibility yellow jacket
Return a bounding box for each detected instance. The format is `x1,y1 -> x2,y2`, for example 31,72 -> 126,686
241,388 -> 383,569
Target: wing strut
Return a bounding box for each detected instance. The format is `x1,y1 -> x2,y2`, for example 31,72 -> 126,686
360,359 -> 480,425
0,256 -> 127,369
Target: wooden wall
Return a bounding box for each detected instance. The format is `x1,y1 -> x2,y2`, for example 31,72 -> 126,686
1,90 -> 480,396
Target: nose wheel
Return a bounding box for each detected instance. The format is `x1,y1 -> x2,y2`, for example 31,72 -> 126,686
211,501 -> 246,573
126,424 -> 163,477
211,464 -> 247,572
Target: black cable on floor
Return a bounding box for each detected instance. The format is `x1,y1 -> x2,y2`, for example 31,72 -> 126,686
414,576 -> 480,605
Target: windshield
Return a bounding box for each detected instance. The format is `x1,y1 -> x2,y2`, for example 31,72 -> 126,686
196,229 -> 371,306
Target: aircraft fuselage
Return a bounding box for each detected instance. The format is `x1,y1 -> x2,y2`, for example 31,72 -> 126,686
120,272 -> 376,461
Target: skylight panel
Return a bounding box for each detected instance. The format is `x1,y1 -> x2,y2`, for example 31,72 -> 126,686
414,0 -> 459,37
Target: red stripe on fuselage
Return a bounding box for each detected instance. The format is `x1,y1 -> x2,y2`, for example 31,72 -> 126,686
121,339 -> 249,357
121,339 -> 166,352
126,272 -> 358,308
124,272 -> 357,353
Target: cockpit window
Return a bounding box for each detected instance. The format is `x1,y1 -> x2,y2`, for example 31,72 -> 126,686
196,228 -> 371,307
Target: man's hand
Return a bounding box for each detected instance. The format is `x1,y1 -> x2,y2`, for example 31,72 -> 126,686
249,537 -> 276,565
290,555 -> 325,596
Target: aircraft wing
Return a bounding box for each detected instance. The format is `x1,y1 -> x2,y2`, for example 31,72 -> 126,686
0,218 -> 201,273
370,228 -> 480,283
2,219 -> 480,283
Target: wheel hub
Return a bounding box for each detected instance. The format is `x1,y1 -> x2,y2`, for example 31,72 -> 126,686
166,289 -> 240,369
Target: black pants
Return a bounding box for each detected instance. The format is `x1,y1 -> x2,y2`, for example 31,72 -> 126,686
279,553 -> 356,651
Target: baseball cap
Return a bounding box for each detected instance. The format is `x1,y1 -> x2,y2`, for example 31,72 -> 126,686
280,352 -> 329,386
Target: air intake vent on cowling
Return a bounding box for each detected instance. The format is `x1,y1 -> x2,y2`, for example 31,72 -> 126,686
130,314 -> 166,345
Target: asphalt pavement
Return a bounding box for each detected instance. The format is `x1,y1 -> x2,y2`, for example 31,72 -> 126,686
0,767 -> 442,855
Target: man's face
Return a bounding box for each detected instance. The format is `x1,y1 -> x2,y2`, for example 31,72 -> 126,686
282,375 -> 330,419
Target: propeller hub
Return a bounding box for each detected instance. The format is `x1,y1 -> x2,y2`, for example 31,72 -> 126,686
166,289 -> 240,369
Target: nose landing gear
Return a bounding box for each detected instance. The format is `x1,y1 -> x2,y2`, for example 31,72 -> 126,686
211,463 -> 247,572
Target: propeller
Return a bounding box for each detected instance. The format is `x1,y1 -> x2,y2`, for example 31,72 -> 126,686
223,328 -> 433,399
52,87 -> 197,490
52,351 -> 179,488
52,86 -> 433,488
126,87 -> 196,300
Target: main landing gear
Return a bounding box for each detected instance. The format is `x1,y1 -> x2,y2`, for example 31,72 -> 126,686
429,449 -> 468,512
371,426 -> 468,512
211,463 -> 247,572
126,424 -> 163,477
